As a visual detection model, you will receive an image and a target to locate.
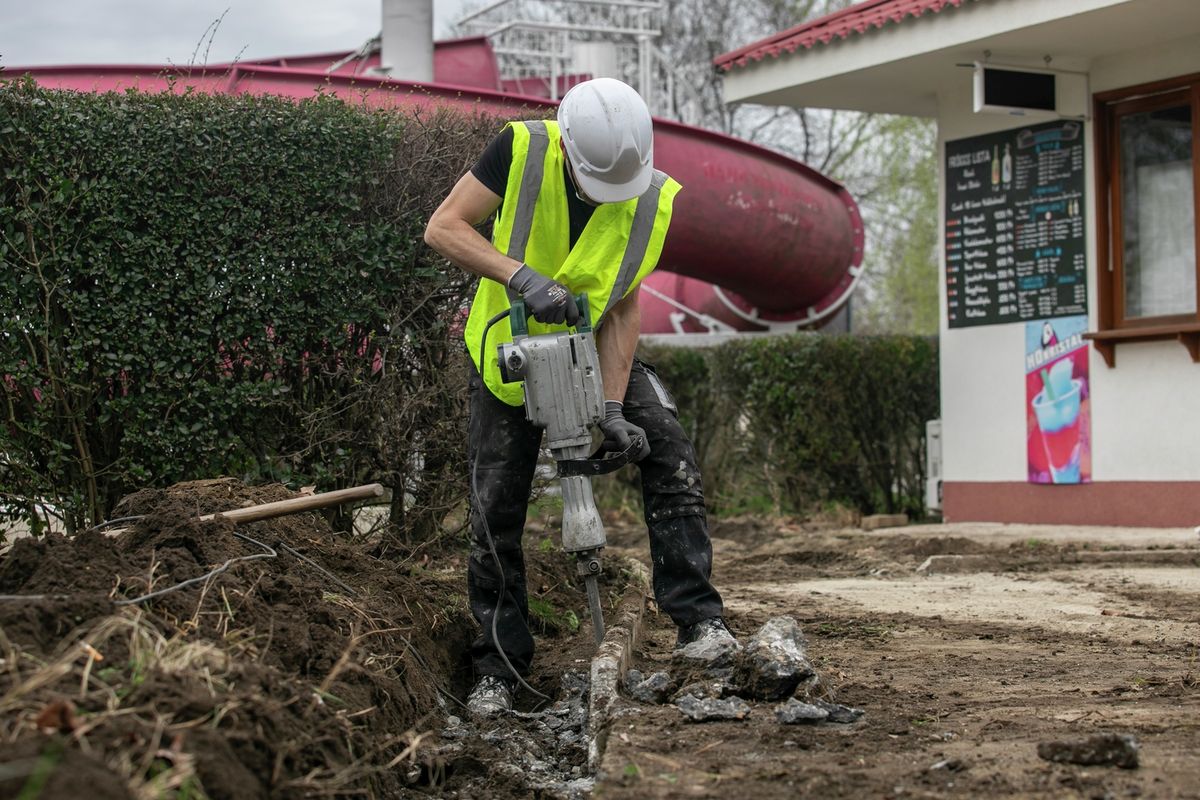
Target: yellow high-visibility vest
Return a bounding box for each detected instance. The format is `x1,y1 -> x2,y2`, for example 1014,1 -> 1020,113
463,119 -> 682,406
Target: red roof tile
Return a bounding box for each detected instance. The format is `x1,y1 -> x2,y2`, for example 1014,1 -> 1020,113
715,0 -> 982,71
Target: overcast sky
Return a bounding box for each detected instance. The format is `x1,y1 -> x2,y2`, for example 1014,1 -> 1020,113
0,0 -> 469,68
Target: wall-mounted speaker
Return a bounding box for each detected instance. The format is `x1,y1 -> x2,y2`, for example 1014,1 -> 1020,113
973,63 -> 1087,118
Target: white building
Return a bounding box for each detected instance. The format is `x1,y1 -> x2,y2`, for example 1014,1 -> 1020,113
717,0 -> 1200,526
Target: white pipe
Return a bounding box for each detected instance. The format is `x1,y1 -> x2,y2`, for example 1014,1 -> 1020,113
710,263 -> 863,332
380,0 -> 433,82
640,283 -> 734,333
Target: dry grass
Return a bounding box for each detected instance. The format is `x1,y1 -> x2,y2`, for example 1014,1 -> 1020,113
0,563 -> 455,799
0,594 -> 256,799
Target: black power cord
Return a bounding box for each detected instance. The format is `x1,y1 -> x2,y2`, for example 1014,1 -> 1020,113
475,309 -> 552,703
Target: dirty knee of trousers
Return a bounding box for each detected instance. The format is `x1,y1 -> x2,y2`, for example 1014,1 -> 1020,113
646,500 -> 707,526
645,512 -> 723,627
641,449 -> 706,517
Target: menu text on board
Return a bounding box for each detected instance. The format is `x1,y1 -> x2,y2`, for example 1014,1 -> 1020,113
944,120 -> 1087,328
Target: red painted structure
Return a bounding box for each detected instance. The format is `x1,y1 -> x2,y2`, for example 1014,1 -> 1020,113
10,38 -> 863,333
715,0 -> 977,71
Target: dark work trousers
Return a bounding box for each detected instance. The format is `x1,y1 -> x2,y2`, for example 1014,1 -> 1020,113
467,357 -> 724,679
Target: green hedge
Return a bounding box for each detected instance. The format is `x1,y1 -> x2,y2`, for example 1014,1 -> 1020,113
0,79 -> 508,536
629,334 -> 940,518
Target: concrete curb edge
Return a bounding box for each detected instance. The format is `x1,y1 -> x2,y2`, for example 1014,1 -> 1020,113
586,557 -> 649,774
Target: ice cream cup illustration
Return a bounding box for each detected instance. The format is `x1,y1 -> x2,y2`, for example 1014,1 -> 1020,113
1032,364 -> 1083,483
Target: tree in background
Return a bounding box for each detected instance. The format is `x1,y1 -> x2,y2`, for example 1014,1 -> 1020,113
653,0 -> 939,335
850,116 -> 938,335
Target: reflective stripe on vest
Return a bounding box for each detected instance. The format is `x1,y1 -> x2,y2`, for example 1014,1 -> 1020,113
506,121 -> 550,263
463,120 -> 682,406
604,170 -> 668,317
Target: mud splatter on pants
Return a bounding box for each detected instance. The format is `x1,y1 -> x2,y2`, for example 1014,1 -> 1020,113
467,358 -> 725,679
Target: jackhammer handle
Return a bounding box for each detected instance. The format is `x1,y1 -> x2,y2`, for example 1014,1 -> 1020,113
573,294 -> 592,332
508,294 -> 591,336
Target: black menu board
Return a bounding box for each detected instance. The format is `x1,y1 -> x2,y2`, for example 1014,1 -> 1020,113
944,120 -> 1087,328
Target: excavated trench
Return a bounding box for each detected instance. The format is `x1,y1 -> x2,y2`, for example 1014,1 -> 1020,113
0,479 -> 633,800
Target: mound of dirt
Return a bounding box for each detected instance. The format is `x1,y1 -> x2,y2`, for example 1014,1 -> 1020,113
900,535 -> 993,558
0,479 -> 612,799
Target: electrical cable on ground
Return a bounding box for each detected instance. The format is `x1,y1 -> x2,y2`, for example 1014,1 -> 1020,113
276,541 -> 358,597
83,515 -> 148,534
116,529 -> 279,606
477,309 -> 553,703
0,521 -> 355,607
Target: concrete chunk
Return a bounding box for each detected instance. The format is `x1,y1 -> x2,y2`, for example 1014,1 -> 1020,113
672,679 -> 732,701
675,694 -> 752,723
733,616 -> 816,700
811,699 -> 865,724
673,636 -> 740,679
624,669 -> 675,704
775,698 -> 829,725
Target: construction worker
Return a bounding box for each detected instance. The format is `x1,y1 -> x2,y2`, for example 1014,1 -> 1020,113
425,78 -> 734,717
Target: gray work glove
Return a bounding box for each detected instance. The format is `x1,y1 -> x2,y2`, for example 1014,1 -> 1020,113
508,264 -> 582,326
598,400 -> 651,462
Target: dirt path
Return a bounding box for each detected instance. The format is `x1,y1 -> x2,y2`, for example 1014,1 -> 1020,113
596,519 -> 1200,799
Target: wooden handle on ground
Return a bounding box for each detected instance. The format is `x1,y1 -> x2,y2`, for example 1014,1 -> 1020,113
197,483 -> 386,525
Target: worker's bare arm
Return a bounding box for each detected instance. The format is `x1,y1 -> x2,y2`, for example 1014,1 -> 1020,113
596,286 -> 641,403
424,172 -> 522,285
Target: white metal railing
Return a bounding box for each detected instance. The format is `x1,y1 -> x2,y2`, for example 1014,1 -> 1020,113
456,0 -> 665,105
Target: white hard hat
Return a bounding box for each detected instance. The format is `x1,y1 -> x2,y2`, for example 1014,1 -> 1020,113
557,78 -> 654,203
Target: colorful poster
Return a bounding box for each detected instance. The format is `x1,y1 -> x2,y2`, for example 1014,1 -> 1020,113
1025,315 -> 1091,484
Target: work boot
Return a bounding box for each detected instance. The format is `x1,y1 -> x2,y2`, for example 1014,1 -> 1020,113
467,675 -> 514,718
676,616 -> 739,650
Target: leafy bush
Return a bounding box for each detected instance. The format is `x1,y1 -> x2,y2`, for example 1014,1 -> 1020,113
626,333 -> 939,518
0,79 -> 512,537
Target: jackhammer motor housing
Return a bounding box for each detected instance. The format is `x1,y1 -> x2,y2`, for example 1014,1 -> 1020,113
497,330 -> 604,452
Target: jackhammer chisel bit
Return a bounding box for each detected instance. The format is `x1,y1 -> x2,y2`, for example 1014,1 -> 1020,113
579,551 -> 605,644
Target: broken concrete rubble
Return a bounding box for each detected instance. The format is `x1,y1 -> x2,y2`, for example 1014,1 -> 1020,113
625,616 -> 864,731
624,669 -> 675,704
433,671 -> 595,798
774,697 -> 864,726
774,698 -> 828,724
732,616 -> 816,700
671,679 -> 733,701
675,693 -> 753,723
672,634 -> 740,680
810,699 -> 865,723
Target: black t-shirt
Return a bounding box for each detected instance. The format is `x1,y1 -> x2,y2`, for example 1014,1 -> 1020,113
471,126 -> 595,249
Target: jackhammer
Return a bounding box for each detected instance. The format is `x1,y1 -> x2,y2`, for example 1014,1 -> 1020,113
478,294 -> 643,649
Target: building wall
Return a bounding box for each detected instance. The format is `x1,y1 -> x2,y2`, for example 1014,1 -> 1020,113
937,32 -> 1200,525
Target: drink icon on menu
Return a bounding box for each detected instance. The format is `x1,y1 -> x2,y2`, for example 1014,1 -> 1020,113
1032,359 -> 1083,483
991,145 -> 1001,187
1002,143 -> 1012,185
